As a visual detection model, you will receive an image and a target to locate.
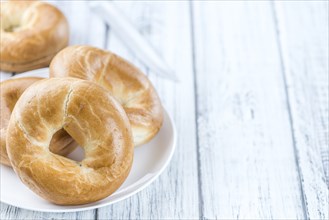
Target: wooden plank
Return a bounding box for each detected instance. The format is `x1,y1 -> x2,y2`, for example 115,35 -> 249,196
0,1 -> 106,219
51,0 -> 106,47
273,1 -> 329,219
0,207 -> 95,220
97,1 -> 200,219
192,1 -> 306,219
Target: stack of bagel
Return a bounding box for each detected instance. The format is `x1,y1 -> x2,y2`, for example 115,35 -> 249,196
0,1 -> 163,205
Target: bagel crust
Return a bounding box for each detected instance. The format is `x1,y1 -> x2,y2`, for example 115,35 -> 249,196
6,78 -> 134,205
0,77 -> 77,166
50,45 -> 163,146
0,1 -> 69,72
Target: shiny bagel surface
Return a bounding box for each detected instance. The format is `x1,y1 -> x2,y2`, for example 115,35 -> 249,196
6,78 -> 134,205
50,45 -> 163,146
0,1 -> 69,72
0,77 -> 77,166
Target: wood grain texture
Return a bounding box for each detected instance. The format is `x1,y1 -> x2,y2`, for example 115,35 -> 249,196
273,1 -> 329,219
192,1 -> 306,219
0,208 -> 96,220
96,1 -> 200,219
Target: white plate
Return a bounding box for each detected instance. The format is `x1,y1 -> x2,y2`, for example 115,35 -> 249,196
0,69 -> 176,212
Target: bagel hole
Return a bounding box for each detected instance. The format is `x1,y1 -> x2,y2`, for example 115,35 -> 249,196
49,130 -> 85,163
66,146 -> 85,163
3,24 -> 20,32
2,14 -> 22,32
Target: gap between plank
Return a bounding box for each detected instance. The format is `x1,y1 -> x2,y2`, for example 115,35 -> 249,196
270,2 -> 309,219
104,24 -> 110,49
189,1 -> 204,220
95,207 -> 98,220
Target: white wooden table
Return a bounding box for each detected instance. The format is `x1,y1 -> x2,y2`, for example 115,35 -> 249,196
1,1 -> 328,219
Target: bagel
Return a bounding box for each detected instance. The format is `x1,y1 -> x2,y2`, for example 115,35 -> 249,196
0,1 -> 69,72
6,78 -> 134,205
50,45 -> 163,146
0,77 -> 77,166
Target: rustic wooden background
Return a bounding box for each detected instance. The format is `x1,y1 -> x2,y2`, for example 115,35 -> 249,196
1,1 -> 328,219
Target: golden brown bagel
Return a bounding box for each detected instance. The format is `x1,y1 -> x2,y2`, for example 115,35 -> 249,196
0,1 -> 69,72
50,45 -> 163,146
6,78 -> 134,205
0,77 -> 77,166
